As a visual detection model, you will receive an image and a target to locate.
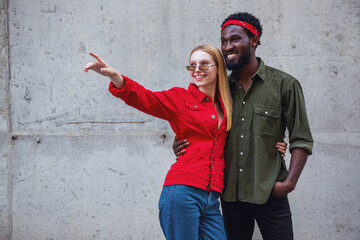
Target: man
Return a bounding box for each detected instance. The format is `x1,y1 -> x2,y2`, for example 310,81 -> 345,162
173,12 -> 313,240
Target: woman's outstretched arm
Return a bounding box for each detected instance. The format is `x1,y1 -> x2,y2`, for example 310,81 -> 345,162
84,52 -> 124,89
84,52 -> 180,121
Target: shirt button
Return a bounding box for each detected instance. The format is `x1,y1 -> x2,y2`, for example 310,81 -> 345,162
240,152 -> 243,155
204,97 -> 209,102
206,184 -> 209,187
211,115 -> 216,119
194,105 -> 198,108
242,101 -> 246,105
265,111 -> 268,114
241,135 -> 244,138
241,118 -> 245,121
240,169 -> 243,172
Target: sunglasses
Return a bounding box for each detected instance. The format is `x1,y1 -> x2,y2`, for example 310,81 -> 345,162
186,64 -> 217,71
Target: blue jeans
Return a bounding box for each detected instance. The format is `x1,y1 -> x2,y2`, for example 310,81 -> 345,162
158,185 -> 226,240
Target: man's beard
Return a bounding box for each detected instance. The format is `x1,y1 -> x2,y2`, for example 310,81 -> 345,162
225,41 -> 251,70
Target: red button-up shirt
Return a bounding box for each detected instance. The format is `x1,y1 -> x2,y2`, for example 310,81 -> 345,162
109,76 -> 228,193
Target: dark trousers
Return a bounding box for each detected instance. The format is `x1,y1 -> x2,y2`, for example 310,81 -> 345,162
221,195 -> 293,240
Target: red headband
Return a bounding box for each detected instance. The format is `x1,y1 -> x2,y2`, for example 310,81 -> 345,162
221,20 -> 261,42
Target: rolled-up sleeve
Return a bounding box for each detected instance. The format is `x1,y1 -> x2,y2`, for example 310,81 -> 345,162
282,79 -> 313,155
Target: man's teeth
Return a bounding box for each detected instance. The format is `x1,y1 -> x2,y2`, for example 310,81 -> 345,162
227,53 -> 236,59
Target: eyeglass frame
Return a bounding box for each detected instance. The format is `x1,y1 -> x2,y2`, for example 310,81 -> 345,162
186,64 -> 217,71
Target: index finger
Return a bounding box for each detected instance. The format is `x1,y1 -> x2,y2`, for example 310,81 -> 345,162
89,52 -> 105,63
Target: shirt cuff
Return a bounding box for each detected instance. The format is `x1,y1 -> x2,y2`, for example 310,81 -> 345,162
289,142 -> 313,155
108,75 -> 133,98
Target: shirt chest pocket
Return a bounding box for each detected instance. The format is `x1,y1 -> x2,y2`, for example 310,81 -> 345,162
184,102 -> 209,124
253,104 -> 281,137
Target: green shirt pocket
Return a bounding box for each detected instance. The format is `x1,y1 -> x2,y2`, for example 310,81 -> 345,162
253,104 -> 281,137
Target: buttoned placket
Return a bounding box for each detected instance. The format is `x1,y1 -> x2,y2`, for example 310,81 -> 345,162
205,95 -> 224,191
235,79 -> 254,199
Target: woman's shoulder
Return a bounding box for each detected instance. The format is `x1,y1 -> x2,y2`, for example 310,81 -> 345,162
162,86 -> 191,99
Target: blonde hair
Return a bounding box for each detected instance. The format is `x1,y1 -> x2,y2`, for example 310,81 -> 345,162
189,45 -> 233,131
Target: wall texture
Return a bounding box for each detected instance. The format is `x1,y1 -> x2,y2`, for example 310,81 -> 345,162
0,0 -> 359,239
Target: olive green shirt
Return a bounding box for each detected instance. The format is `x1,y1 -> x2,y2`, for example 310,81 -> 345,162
222,58 -> 313,204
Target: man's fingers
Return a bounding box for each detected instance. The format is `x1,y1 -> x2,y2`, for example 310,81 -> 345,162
173,141 -> 189,154
175,149 -> 186,157
172,137 -> 189,156
172,136 -> 179,148
173,139 -> 186,148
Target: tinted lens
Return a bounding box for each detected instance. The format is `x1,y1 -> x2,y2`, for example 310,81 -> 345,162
186,65 -> 210,71
198,65 -> 210,71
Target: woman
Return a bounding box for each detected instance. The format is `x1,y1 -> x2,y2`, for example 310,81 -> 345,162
84,45 -> 286,239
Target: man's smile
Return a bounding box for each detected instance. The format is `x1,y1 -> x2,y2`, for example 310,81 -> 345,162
225,53 -> 237,61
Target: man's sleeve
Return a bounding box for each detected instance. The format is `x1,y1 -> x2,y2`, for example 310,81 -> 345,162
282,79 -> 314,154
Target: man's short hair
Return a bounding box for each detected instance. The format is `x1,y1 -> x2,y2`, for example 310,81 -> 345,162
221,12 -> 263,46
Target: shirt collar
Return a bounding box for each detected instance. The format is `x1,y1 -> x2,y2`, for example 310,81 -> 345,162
255,57 -> 266,81
188,83 -> 210,102
228,57 -> 266,85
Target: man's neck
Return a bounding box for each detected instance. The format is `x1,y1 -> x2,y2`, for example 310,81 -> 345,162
233,57 -> 259,91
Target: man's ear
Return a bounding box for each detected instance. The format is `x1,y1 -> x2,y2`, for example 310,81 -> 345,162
250,35 -> 260,48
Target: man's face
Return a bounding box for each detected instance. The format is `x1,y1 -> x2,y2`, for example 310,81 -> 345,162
221,25 -> 251,70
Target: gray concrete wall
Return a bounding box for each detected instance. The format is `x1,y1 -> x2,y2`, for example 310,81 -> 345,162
0,0 -> 359,239
0,0 -> 11,239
